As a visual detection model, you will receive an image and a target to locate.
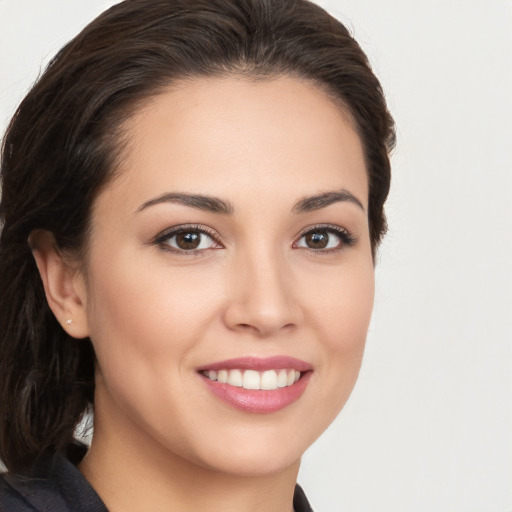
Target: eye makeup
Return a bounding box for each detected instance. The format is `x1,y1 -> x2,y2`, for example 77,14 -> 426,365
293,224 -> 357,253
151,221 -> 356,257
152,224 -> 223,254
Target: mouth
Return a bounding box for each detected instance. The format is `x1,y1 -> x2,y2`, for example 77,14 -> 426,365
197,356 -> 312,413
201,368 -> 301,390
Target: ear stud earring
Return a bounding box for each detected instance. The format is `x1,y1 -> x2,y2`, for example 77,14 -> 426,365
65,319 -> 73,325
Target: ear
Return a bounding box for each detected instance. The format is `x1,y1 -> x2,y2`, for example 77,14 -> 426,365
29,230 -> 90,339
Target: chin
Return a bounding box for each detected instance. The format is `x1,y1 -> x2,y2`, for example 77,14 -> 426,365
180,427 -> 307,478
201,449 -> 302,478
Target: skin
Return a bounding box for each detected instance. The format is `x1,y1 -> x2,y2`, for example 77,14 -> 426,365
33,75 -> 374,512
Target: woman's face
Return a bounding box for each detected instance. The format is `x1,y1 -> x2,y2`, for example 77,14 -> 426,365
80,76 -> 374,476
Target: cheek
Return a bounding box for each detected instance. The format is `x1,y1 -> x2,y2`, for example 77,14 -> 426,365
304,258 -> 374,410
327,267 -> 374,352
304,255 -> 374,343
90,251 -> 211,330
82,252 -> 228,442
83,248 -> 227,387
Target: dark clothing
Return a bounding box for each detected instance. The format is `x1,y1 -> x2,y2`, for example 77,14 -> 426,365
0,451 -> 107,512
0,450 -> 313,511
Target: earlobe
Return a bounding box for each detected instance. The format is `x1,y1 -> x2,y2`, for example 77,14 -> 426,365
29,230 -> 90,339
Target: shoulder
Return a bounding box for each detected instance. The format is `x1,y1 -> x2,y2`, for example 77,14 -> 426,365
294,484 -> 315,512
0,473 -> 37,511
0,466 -> 74,512
0,452 -> 107,512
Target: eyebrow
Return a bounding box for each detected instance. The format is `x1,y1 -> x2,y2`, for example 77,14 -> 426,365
137,188 -> 364,215
292,189 -> 365,213
136,192 -> 234,215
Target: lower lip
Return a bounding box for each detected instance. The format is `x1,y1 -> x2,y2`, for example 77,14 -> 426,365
200,372 -> 312,414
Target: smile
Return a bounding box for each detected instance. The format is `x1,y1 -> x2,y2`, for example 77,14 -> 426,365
198,356 -> 312,413
202,368 -> 301,390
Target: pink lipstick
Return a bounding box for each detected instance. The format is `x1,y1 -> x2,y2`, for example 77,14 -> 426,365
198,356 -> 312,413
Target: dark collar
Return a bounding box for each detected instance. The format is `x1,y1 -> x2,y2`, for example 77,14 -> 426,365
3,451 -> 107,512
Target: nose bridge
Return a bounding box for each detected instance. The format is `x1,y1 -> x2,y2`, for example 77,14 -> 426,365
223,242 -> 301,335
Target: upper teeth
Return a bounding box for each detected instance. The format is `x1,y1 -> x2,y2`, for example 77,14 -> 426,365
204,369 -> 301,390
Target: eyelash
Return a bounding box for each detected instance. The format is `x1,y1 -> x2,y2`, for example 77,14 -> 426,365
153,224 -> 222,255
294,224 -> 357,253
152,223 -> 356,255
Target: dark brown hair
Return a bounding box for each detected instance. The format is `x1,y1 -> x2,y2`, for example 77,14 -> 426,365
0,0 -> 395,472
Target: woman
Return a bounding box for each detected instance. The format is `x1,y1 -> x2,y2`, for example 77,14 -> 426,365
0,0 -> 395,510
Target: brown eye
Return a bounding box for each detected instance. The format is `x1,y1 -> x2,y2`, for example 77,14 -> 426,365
160,228 -> 219,252
294,226 -> 353,251
175,231 -> 201,250
304,231 -> 329,249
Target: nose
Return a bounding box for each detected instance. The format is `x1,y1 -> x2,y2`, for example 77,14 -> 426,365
222,249 -> 303,337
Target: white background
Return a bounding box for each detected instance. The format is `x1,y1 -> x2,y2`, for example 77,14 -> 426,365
1,1 -> 511,511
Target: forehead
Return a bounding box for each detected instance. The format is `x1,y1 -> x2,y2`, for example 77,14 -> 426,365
103,75 -> 368,209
